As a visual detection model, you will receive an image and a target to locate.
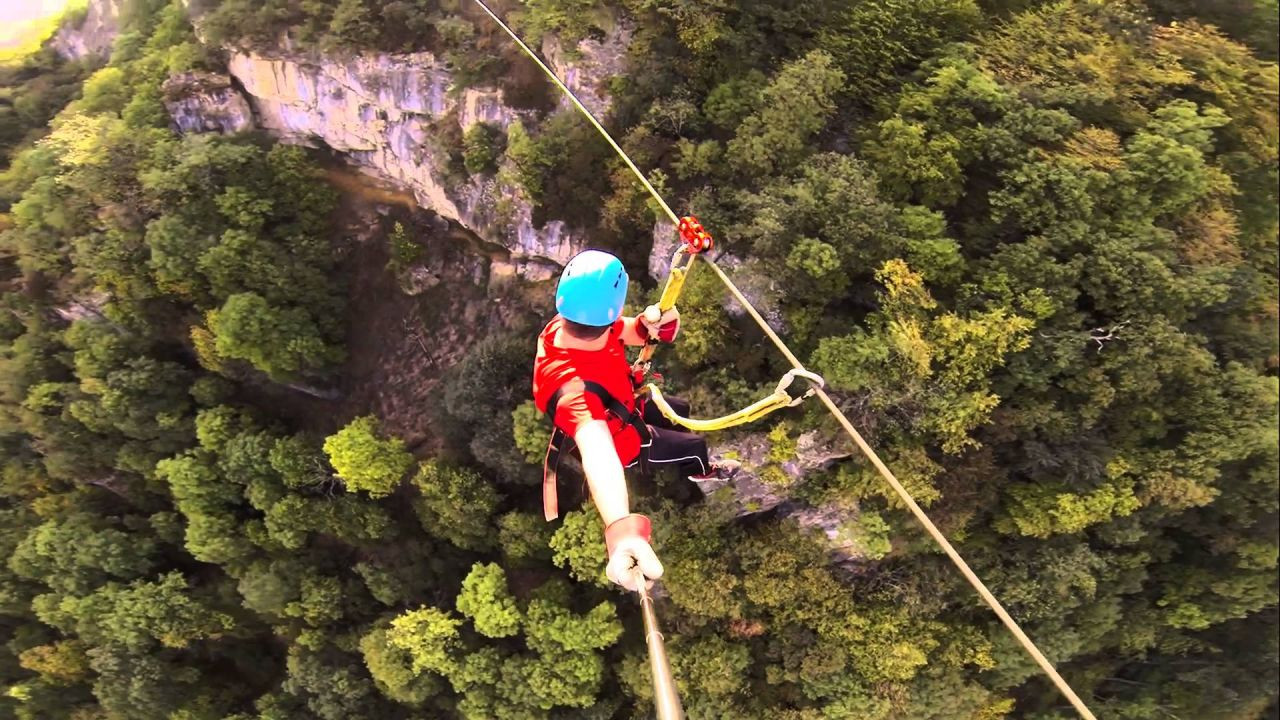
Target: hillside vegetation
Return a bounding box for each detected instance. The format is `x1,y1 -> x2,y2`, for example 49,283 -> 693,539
0,0 -> 1276,718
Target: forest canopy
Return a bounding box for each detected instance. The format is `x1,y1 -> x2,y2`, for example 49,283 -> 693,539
0,0 -> 1277,719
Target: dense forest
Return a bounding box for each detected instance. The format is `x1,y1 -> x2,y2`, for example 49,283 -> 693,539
0,0 -> 1277,718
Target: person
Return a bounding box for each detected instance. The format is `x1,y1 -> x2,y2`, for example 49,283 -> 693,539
532,250 -> 738,592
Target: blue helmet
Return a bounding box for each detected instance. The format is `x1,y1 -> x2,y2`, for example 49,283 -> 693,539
556,250 -> 629,327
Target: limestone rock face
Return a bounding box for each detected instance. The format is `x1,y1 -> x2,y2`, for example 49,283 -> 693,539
697,429 -> 868,564
458,88 -> 520,131
649,219 -> 678,282
224,49 -> 562,274
163,72 -> 254,134
221,23 -> 631,277
541,23 -> 633,117
52,0 -> 121,61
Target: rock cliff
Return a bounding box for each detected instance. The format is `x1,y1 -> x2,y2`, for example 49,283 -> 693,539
51,0 -> 121,60
163,71 -> 254,134
54,0 -> 632,279
224,51 -> 545,279
222,25 -> 631,279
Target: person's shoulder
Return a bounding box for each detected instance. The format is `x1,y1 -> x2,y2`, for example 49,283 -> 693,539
538,316 -> 564,345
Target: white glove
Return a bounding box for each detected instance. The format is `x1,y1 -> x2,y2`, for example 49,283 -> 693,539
606,536 -> 665,592
603,514 -> 664,592
640,304 -> 681,343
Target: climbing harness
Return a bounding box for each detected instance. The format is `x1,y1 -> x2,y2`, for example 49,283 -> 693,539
473,2 -> 1099,718
542,379 -> 651,521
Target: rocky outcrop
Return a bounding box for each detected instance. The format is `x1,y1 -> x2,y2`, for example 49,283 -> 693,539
697,428 -> 871,564
52,0 -> 121,61
541,23 -> 633,118
699,430 -> 852,510
219,24 -> 631,278
649,219 -> 679,281
55,293 -> 110,323
163,72 -> 253,134
458,88 -> 521,131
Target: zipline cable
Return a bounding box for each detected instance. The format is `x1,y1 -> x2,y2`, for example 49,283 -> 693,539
470,2 -> 1098,718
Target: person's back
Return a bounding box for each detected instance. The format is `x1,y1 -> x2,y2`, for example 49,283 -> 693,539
532,315 -> 642,469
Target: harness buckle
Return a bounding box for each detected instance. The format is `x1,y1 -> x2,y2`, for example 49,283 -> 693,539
678,216 -> 714,254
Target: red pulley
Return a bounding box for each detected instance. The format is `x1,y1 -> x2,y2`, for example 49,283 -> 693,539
677,216 -> 714,253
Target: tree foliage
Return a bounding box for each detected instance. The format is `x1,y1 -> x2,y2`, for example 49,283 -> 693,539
0,0 -> 1276,718
323,416 -> 414,498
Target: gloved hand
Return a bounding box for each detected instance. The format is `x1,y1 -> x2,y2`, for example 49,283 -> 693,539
639,304 -> 681,343
604,514 -> 664,591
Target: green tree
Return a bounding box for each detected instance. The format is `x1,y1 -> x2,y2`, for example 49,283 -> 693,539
515,0 -> 602,47
74,67 -> 130,115
410,460 -> 499,551
456,563 -> 522,638
323,416 -> 414,498
523,596 -> 621,655
497,510 -> 555,566
548,509 -> 608,587
9,511 -> 160,595
386,606 -> 464,676
326,0 -> 381,48
510,400 -> 551,465
359,622 -> 444,705
64,571 -> 235,650
821,0 -> 981,99
728,50 -> 845,177
207,292 -> 343,379
462,122 -> 502,175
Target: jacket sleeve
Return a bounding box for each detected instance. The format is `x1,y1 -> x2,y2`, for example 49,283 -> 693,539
552,387 -> 608,435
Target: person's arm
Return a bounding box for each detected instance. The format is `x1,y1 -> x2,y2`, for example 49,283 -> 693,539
618,316 -> 648,347
573,419 -> 663,591
574,420 -> 630,524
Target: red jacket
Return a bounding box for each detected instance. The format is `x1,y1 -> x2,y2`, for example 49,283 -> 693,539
532,316 -> 642,465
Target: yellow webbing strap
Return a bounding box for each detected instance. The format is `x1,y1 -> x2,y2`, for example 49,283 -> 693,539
644,369 -> 825,433
657,254 -> 690,310
634,245 -> 696,373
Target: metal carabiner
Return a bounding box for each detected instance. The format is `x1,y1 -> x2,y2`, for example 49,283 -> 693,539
774,368 -> 826,407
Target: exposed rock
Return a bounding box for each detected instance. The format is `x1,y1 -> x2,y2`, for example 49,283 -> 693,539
163,72 -> 253,134
52,0 -> 121,61
458,88 -> 520,131
225,50 -> 565,274
716,256 -> 786,328
221,21 -> 631,279
398,267 -> 440,296
788,430 -> 856,477
541,21 -> 633,118
649,219 -> 678,282
699,430 -> 848,510
55,294 -> 110,323
779,502 -> 867,567
697,429 -> 865,563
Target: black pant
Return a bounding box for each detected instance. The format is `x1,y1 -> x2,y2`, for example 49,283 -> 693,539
627,396 -> 710,478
